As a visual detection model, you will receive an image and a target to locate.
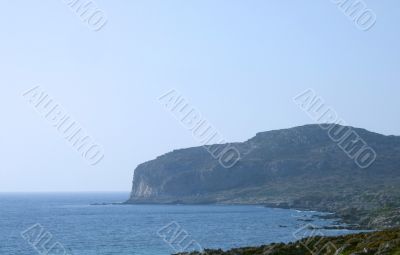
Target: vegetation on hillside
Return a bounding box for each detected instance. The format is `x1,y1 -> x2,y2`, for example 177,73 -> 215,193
176,228 -> 400,255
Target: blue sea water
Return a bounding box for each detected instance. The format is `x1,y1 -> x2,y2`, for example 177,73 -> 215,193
0,193 -> 361,255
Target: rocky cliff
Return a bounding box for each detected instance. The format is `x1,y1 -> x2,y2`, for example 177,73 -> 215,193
127,124 -> 400,228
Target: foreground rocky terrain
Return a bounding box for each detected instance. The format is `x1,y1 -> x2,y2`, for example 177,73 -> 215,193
127,124 -> 400,229
175,228 -> 400,255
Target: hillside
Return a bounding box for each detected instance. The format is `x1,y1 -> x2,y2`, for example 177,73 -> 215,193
175,227 -> 400,255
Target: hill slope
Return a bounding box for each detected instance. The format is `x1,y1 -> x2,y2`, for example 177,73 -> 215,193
175,227 -> 400,255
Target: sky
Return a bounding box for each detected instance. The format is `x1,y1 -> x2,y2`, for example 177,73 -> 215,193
0,0 -> 399,192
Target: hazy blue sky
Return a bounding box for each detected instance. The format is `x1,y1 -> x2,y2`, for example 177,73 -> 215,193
1,1 -> 399,192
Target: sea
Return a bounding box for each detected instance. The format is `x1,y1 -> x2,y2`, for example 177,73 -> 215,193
0,192 -> 362,255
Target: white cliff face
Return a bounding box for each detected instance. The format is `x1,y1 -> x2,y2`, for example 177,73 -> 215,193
132,178 -> 157,198
137,181 -> 154,197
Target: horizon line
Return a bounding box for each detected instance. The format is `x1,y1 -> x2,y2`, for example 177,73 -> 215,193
0,191 -> 130,193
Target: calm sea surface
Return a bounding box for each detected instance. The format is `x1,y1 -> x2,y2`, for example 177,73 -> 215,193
0,193 -> 361,255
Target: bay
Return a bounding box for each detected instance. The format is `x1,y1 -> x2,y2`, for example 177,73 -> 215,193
0,193 -> 360,255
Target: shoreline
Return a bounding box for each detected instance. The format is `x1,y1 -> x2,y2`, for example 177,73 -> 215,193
122,200 -> 383,230
100,200 -> 371,231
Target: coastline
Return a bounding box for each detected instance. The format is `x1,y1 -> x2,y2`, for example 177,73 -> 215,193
123,199 -> 394,230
